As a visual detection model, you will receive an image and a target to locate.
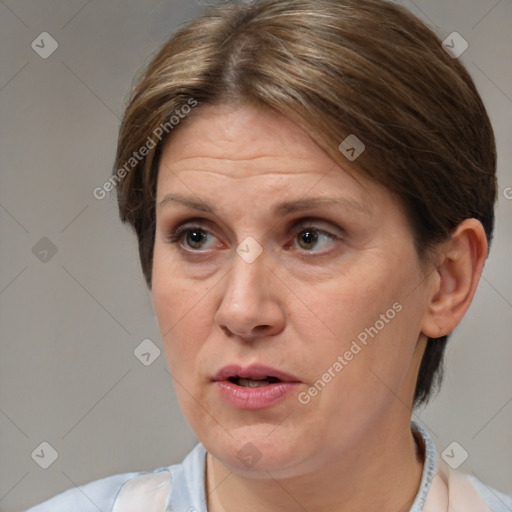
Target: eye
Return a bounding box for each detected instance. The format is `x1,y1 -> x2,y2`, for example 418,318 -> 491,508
295,227 -> 337,251
183,228 -> 210,249
167,225 -> 220,251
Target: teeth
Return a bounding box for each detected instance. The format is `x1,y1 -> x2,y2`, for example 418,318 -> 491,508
237,378 -> 271,387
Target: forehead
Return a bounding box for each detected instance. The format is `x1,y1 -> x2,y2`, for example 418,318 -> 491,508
157,103 -> 341,180
154,103 -> 400,224
155,103 -> 382,219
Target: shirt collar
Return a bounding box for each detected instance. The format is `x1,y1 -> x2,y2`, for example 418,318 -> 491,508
409,421 -> 438,512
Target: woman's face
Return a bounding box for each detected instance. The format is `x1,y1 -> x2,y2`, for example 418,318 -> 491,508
152,104 -> 434,478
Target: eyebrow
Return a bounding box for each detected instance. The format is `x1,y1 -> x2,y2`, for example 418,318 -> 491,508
158,193 -> 369,216
275,197 -> 369,216
158,193 -> 215,213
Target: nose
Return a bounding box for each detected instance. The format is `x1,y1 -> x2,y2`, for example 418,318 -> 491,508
214,249 -> 286,342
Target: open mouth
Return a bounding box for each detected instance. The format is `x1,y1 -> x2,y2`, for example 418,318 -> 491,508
214,364 -> 300,409
227,376 -> 281,387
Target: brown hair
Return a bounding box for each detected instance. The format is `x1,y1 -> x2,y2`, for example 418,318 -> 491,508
113,0 -> 496,406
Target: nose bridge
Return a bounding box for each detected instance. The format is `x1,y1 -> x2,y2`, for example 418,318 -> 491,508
224,248 -> 268,310
215,246 -> 284,338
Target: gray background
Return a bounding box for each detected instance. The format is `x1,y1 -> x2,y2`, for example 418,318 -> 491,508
1,0 -> 511,510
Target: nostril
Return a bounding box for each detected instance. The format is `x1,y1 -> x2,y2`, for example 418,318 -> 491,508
255,324 -> 271,332
220,325 -> 234,337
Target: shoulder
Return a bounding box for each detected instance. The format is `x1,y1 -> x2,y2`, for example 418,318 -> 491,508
24,470 -> 162,512
24,444 -> 207,512
112,470 -> 171,512
427,459 -> 512,512
112,443 -> 207,511
468,474 -> 512,512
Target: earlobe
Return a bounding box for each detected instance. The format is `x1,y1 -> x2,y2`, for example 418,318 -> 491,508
421,219 -> 488,338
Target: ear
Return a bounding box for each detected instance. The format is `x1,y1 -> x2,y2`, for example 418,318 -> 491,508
421,219 -> 488,339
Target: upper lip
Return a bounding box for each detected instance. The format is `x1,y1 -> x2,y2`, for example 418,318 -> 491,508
213,363 -> 301,383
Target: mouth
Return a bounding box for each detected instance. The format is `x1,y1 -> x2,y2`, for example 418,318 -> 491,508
212,364 -> 301,410
226,376 -> 282,387
213,363 -> 301,385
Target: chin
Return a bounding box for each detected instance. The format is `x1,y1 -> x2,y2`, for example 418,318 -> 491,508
203,423 -> 314,478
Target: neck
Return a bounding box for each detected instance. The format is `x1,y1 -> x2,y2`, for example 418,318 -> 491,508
206,420 -> 424,512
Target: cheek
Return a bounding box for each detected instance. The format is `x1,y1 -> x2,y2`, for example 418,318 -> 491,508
298,268 -> 397,344
151,256 -> 213,376
296,258 -> 423,380
151,269 -> 216,437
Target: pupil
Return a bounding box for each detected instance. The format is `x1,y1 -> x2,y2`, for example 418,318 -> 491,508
299,230 -> 317,249
187,230 -> 207,248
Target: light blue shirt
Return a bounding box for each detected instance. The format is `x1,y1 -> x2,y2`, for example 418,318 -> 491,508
26,423 -> 511,511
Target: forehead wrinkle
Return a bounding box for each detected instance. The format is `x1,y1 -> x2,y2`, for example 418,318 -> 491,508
159,155 -> 327,180
164,168 -> 317,181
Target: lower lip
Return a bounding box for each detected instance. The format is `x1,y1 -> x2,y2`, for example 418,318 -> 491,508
215,380 -> 300,410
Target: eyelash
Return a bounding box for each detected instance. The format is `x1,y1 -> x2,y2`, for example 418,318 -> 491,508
165,220 -> 342,254
165,225 -> 213,247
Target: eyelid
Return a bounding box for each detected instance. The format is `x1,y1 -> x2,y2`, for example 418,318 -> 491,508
165,223 -> 219,248
170,211 -> 236,238
164,216 -> 215,236
290,217 -> 346,238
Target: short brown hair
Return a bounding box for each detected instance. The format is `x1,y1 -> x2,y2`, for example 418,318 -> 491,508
113,0 -> 496,406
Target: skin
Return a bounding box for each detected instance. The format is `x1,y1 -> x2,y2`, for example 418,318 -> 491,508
151,103 -> 487,512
